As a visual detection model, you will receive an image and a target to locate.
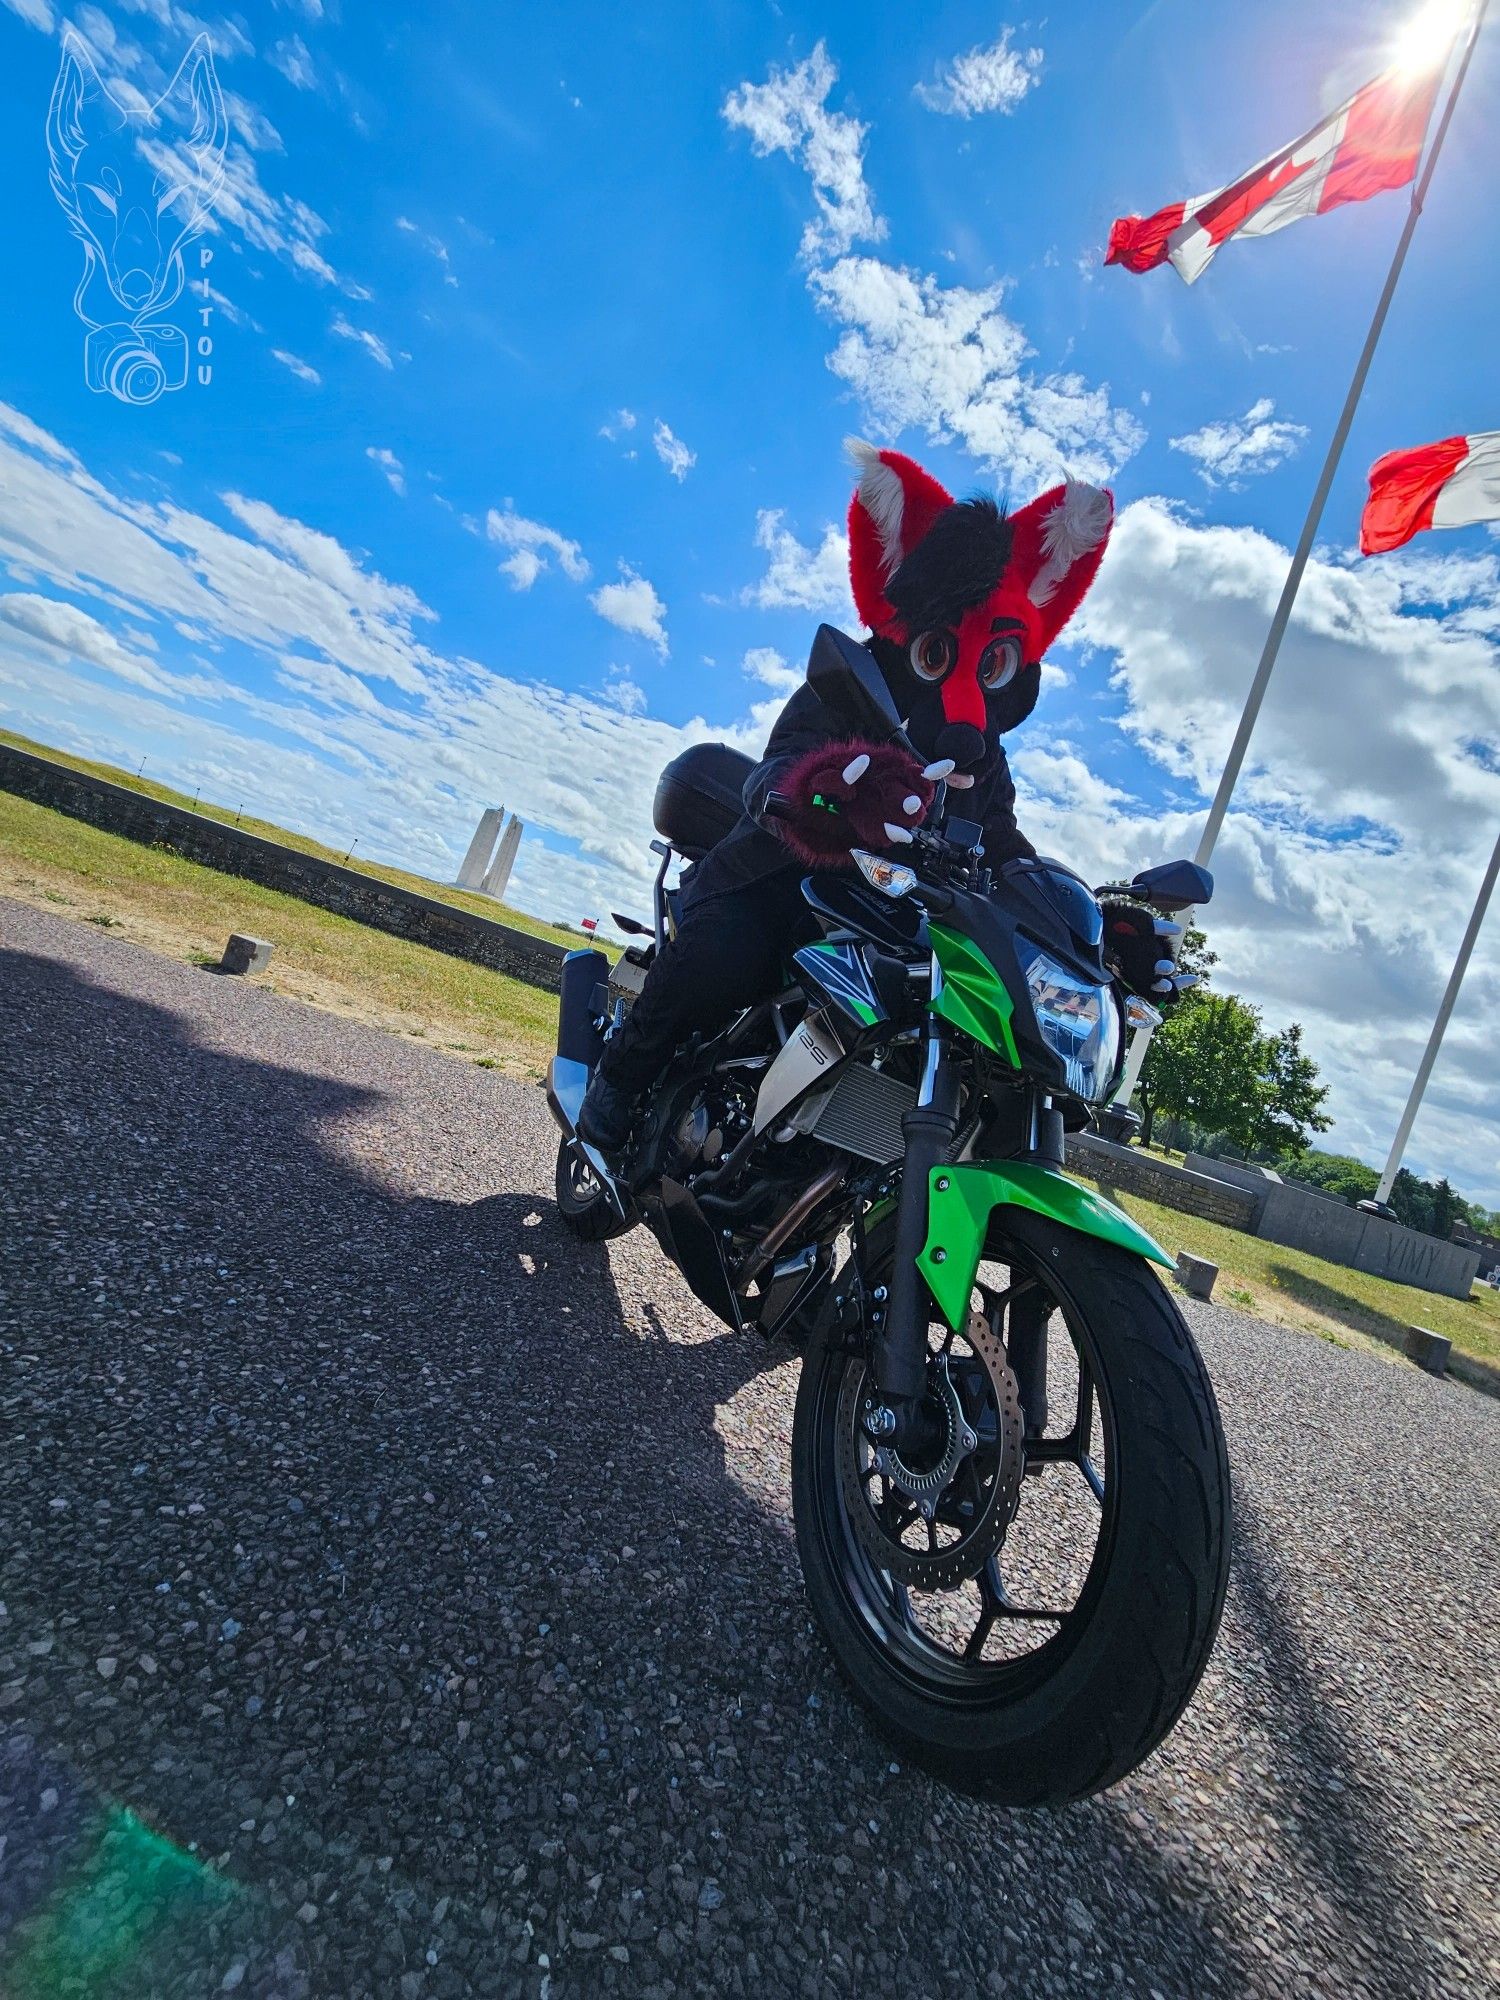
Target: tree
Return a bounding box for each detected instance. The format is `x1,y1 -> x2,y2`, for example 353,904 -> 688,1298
1139,991 -> 1332,1160
1244,1022 -> 1331,1158
1134,926 -> 1216,1149
1140,991 -> 1267,1153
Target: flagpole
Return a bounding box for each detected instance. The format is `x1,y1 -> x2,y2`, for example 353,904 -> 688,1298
1114,0 -> 1490,1110
1365,825 -> 1500,1210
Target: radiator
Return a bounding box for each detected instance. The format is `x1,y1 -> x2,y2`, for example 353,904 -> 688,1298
806,1061 -> 917,1165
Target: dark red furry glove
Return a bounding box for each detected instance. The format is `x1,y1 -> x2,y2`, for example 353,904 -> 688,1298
774,739 -> 935,868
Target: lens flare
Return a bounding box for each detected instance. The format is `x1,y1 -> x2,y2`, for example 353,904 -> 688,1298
1390,0 -> 1467,73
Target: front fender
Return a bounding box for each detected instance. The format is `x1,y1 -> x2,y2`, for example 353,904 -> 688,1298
917,1160 -> 1174,1330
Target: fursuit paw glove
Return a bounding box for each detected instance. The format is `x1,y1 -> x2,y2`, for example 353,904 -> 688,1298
1099,897 -> 1197,1008
774,740 -> 948,868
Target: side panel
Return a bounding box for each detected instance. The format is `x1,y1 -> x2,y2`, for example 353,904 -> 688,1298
928,924 -> 1020,1066
917,1160 -> 1174,1328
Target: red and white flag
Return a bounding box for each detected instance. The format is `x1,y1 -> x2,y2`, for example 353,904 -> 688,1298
1106,62 -> 1442,284
1360,431 -> 1500,554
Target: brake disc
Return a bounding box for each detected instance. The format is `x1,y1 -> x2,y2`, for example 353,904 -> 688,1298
836,1310 -> 1023,1592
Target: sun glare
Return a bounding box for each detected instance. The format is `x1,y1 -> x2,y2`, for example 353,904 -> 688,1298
1390,0 -> 1467,73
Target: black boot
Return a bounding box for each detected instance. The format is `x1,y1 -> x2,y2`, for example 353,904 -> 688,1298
577,1071 -> 637,1154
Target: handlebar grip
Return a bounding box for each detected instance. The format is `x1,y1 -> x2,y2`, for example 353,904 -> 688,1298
761,791 -> 794,822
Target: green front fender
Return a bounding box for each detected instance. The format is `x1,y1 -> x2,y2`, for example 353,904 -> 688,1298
916,1160 -> 1174,1329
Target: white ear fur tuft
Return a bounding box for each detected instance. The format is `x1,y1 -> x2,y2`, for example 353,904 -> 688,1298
1029,479 -> 1112,606
846,436 -> 909,580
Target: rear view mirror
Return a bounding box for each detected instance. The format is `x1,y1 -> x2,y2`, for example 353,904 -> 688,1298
1132,859 -> 1213,912
806,624 -> 911,749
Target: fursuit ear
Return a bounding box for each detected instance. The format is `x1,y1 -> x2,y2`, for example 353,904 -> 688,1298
845,438 -> 953,633
162,33 -> 228,183
1007,480 -> 1114,653
48,30 -> 106,175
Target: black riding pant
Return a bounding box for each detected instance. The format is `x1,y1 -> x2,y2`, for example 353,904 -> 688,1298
597,856 -> 817,1096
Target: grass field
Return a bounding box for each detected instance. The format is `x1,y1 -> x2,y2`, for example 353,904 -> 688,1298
4,753 -> 1493,1384
0,727 -> 586,953
1073,1169 -> 1499,1374
0,788 -> 559,1080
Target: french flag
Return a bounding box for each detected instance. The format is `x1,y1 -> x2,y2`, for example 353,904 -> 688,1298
1106,62 -> 1442,285
1360,431 -> 1500,554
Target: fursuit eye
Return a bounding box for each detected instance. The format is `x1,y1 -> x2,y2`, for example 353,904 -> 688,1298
908,630 -> 956,683
979,636 -> 1023,691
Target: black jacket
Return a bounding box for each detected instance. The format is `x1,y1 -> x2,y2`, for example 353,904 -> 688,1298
704,660 -> 1035,891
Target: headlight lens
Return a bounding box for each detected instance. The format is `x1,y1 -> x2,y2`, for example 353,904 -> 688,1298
1020,943 -> 1122,1101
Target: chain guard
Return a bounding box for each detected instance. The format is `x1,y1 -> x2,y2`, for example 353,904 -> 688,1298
836,1310 -> 1024,1591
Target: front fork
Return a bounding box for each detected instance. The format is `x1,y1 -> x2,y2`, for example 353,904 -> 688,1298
870,971 -> 1053,1441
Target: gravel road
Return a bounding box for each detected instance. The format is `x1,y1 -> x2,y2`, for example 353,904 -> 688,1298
2,900 -> 1496,2000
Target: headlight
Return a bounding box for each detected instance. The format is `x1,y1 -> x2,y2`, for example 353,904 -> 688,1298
1020,942 -> 1122,1101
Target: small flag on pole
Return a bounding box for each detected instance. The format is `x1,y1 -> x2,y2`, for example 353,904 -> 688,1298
1360,431 -> 1500,553
1106,61 -> 1443,284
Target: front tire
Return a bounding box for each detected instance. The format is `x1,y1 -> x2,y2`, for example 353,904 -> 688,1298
554,1137 -> 634,1241
791,1206 -> 1230,1805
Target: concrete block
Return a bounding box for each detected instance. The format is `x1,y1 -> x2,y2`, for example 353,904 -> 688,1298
1174,1252 -> 1218,1301
222,933 -> 273,975
1402,1325 -> 1452,1377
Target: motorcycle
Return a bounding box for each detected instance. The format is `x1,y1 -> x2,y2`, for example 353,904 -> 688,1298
545,627 -> 1231,1805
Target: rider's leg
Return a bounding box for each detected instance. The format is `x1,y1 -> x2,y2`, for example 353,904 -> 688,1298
578,863 -> 805,1149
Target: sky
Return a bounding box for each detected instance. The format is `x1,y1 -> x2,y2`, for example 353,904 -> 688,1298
1,0 -> 1498,1202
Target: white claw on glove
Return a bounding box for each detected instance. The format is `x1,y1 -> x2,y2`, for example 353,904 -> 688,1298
1176,972 -> 1199,991
1153,917 -> 1183,938
1152,978 -> 1174,994
902,794 -> 923,816
946,771 -> 976,789
842,753 -> 871,785
883,821 -> 915,846
1153,958 -> 1176,977
921,758 -> 956,782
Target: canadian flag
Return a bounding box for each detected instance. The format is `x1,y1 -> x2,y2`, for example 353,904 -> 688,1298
1106,62 -> 1442,284
1360,431 -> 1500,554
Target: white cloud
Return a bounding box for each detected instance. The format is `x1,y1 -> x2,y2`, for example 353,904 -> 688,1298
742,645 -> 802,695
224,90 -> 282,153
2,0 -> 55,30
810,256 -> 1143,488
1170,398 -> 1310,489
741,509 -> 858,627
599,408 -> 638,441
331,313 -> 393,369
601,664 -> 647,714
395,214 -> 458,287
724,42 -> 1140,491
139,135 -> 343,290
590,565 -> 668,655
272,348 -> 321,385
366,447 -> 406,497
485,505 -> 589,589
652,419 -> 696,482
915,27 -> 1043,118
269,35 -> 315,89
722,42 -> 886,261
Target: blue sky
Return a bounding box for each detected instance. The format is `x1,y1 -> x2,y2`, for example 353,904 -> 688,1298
2,0 -> 1499,1198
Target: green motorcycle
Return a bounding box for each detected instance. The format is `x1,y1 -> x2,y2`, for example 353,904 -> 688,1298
547,631 -> 1230,1805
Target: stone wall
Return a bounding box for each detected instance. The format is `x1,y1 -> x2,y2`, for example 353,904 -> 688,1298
1177,1141 -> 1481,1301
0,742 -> 568,994
1064,1134 -> 1260,1230
1250,1180 -> 1480,1301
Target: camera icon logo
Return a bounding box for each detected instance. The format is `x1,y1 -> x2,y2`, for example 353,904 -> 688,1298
47,30 -> 227,407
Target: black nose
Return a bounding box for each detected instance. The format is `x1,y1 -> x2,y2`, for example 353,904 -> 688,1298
935,723 -> 986,770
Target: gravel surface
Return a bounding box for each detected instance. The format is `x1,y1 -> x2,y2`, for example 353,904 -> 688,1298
2,900 -> 1496,2000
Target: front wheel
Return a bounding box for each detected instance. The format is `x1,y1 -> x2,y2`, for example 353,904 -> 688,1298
791,1207 -> 1230,1805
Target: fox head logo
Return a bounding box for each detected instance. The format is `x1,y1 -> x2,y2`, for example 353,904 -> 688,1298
47,30 -> 227,405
